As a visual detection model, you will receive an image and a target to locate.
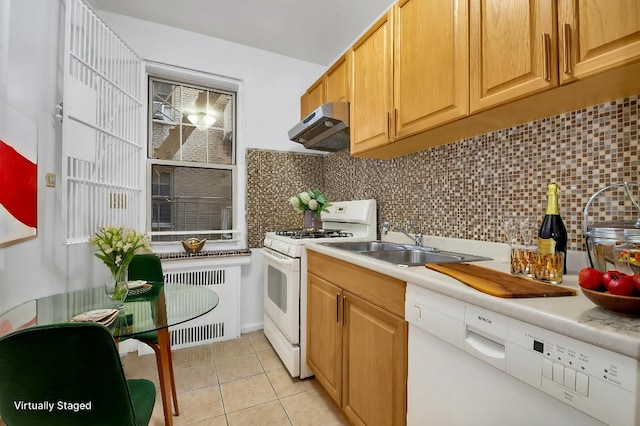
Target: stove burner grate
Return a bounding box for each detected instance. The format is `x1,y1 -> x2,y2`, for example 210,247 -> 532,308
275,229 -> 354,239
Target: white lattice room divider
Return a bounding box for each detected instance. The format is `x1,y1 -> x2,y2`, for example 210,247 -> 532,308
61,0 -> 145,242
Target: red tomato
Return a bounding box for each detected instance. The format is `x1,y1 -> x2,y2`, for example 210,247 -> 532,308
607,274 -> 636,296
633,274 -> 640,294
578,267 -> 603,290
602,270 -> 624,290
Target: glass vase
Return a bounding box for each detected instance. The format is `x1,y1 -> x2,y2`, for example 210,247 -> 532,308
304,210 -> 322,231
105,264 -> 129,310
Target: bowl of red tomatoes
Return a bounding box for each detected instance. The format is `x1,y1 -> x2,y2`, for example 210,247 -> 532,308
578,267 -> 640,317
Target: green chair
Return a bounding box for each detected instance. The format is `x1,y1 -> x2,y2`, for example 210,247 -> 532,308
0,322 -> 155,426
128,253 -> 179,417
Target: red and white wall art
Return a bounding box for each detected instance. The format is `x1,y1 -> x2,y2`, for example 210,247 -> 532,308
0,99 -> 37,247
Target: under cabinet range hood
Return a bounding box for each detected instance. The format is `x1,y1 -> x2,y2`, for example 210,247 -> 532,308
288,102 -> 350,152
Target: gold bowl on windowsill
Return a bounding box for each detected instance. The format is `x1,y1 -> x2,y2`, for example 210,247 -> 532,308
181,238 -> 206,254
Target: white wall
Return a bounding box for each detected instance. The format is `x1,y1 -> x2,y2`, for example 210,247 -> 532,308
97,11 -> 326,331
241,248 -> 264,333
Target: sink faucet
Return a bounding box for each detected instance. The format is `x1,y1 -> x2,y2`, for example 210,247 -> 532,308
382,220 -> 423,246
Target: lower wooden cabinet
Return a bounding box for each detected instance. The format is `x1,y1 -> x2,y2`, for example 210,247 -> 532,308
307,251 -> 407,426
342,291 -> 407,425
307,274 -> 342,403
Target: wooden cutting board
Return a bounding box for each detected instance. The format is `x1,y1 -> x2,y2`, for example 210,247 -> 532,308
425,263 -> 577,298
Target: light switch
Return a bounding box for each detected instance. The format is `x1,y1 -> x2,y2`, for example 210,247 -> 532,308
45,172 -> 56,187
413,305 -> 421,322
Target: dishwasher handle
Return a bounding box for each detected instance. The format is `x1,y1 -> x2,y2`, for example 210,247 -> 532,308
464,327 -> 506,371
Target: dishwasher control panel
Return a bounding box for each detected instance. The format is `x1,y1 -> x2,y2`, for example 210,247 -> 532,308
507,319 -> 639,426
406,284 -> 640,426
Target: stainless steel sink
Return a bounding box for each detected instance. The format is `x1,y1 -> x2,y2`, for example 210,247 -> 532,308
362,249 -> 490,266
319,241 -> 405,252
320,241 -> 492,266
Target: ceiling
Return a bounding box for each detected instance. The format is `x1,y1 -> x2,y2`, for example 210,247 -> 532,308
94,0 -> 396,66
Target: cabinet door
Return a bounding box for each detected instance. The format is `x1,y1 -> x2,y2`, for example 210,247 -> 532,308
300,92 -> 309,120
342,291 -> 408,426
326,55 -> 349,103
307,274 -> 342,405
470,0 -> 557,112
350,10 -> 394,154
394,0 -> 469,139
558,0 -> 640,84
305,77 -> 325,117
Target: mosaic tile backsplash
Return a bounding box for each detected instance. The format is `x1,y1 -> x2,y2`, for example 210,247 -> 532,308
246,150 -> 325,247
246,95 -> 640,249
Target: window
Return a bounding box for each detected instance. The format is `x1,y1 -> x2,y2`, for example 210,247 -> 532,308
148,77 -> 236,243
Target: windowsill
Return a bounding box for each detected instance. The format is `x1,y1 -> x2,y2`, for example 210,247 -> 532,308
149,239 -> 251,265
155,248 -> 251,261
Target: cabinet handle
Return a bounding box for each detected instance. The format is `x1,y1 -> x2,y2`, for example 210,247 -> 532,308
386,112 -> 391,139
542,33 -> 551,81
342,296 -> 346,327
394,108 -> 398,138
336,294 -> 340,323
563,23 -> 572,74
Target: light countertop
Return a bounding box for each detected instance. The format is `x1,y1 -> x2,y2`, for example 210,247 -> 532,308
305,235 -> 640,360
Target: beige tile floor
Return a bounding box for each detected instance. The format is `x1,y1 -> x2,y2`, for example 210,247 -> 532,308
122,330 -> 349,426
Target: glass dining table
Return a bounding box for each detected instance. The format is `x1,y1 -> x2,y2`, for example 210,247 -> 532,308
0,282 -> 219,426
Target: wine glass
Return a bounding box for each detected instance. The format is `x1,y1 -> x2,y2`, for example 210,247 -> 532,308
502,217 -> 518,246
519,217 -> 537,248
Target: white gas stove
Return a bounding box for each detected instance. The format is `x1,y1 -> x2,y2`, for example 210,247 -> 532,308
263,200 -> 378,255
261,199 -> 377,378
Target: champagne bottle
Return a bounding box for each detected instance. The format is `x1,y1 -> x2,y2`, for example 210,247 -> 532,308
537,183 -> 567,273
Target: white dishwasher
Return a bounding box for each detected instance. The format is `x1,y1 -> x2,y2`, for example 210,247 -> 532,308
405,283 -> 639,426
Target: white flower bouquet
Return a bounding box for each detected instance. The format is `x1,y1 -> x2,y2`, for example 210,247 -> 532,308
90,226 -> 148,282
289,189 -> 332,218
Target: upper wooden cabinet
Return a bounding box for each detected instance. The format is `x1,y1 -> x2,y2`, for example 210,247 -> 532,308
300,92 -> 309,120
351,0 -> 469,155
300,76 -> 325,119
558,0 -> 640,84
349,11 -> 394,154
300,54 -> 350,119
299,0 -> 640,159
394,0 -> 469,138
326,55 -> 349,103
470,0 -> 558,113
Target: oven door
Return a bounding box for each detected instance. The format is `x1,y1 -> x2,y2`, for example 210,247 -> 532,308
261,247 -> 300,345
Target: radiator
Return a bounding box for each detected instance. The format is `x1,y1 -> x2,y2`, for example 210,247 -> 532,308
160,258 -> 242,349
